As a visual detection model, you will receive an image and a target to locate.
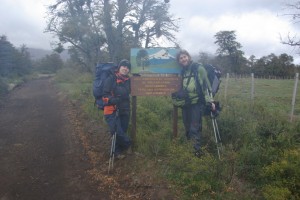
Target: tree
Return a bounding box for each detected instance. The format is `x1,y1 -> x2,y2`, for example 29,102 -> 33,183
45,0 -> 179,69
0,35 -> 15,76
34,53 -> 64,74
197,52 -> 211,65
46,0 -> 105,71
0,35 -> 32,77
252,53 -> 295,77
281,1 -> 300,50
214,31 -> 246,74
15,45 -> 32,76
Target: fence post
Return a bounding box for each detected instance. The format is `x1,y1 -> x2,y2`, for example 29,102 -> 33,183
251,73 -> 255,101
290,73 -> 299,122
224,73 -> 229,101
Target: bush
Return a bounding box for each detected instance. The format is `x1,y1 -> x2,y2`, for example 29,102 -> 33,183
262,185 -> 291,200
165,142 -> 239,199
261,148 -> 300,199
135,96 -> 173,157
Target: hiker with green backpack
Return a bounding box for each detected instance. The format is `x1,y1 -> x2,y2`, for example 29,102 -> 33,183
172,49 -> 216,158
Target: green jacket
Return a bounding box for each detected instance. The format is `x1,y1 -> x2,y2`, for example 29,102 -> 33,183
182,62 -> 213,104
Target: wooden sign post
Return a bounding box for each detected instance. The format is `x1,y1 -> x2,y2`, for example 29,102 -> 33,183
129,48 -> 182,145
130,74 -> 181,144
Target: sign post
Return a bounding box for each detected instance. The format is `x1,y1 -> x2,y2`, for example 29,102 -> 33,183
130,48 -> 181,143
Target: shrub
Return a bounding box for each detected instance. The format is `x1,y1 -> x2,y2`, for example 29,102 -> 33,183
261,148 -> 300,199
262,185 -> 291,200
135,96 -> 173,157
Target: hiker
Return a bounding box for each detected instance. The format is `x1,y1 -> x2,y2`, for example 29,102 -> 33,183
175,49 -> 215,157
102,59 -> 132,159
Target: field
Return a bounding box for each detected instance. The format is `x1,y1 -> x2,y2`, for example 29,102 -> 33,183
218,77 -> 300,118
56,69 -> 300,200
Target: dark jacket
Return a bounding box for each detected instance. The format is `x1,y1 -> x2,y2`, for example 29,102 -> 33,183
102,72 -> 130,115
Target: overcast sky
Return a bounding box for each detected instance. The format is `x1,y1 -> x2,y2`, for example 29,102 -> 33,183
1,0 -> 300,63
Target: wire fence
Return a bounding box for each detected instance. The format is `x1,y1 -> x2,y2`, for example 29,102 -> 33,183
227,73 -> 298,80
218,73 -> 300,121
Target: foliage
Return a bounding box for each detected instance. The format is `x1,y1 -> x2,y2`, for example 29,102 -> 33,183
281,1 -> 300,50
199,30 -> 299,76
54,69 -> 300,200
135,96 -> 173,157
214,30 -> 246,74
261,148 -> 300,200
165,142 -> 236,199
0,35 -> 35,95
252,53 -> 296,77
33,53 -> 64,73
45,0 -> 179,68
0,35 -> 32,78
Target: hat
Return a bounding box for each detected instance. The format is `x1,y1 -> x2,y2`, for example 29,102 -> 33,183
118,59 -> 131,70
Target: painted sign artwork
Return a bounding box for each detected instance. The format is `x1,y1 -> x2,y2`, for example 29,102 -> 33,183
130,48 -> 181,74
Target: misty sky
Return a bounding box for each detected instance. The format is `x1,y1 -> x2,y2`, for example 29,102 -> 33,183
1,0 -> 300,63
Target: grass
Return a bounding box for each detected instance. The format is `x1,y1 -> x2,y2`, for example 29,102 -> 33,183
218,77 -> 300,116
54,69 -> 300,200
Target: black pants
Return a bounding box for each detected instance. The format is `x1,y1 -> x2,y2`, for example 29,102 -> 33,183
182,103 -> 203,151
104,110 -> 131,155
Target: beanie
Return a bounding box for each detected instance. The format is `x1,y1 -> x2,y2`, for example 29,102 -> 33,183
118,59 -> 131,70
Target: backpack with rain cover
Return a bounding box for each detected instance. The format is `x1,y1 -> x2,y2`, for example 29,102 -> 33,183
93,62 -> 118,110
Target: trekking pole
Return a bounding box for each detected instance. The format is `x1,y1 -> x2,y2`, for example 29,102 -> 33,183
207,89 -> 222,159
211,112 -> 222,160
108,109 -> 119,174
108,131 -> 116,173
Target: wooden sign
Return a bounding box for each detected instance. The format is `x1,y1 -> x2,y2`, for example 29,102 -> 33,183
131,75 -> 181,96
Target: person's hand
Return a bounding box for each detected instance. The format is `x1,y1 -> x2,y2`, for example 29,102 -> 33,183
211,102 -> 216,112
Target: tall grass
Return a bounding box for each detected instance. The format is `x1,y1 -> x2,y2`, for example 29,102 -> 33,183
54,70 -> 300,200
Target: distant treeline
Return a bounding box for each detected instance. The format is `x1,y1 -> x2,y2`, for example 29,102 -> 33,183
0,35 -> 65,96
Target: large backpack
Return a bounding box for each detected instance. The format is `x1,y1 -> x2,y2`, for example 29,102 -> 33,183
202,64 -> 222,97
92,62 -> 118,110
193,64 -> 222,116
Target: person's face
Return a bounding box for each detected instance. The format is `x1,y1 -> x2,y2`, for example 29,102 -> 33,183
178,54 -> 190,67
119,65 -> 130,75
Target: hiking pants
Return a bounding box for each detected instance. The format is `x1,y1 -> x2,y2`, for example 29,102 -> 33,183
105,111 -> 131,155
182,103 -> 203,151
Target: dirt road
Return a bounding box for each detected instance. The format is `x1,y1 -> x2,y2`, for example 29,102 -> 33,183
0,78 -> 175,200
0,78 -> 109,199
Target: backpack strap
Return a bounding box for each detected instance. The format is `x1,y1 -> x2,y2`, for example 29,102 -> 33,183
181,67 -> 194,90
191,63 -> 207,103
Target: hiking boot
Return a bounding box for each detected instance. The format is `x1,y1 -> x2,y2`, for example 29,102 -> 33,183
194,150 -> 204,158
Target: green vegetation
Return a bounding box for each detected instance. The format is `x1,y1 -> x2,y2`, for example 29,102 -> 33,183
0,35 -> 64,101
54,70 -> 300,200
220,77 -> 300,116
